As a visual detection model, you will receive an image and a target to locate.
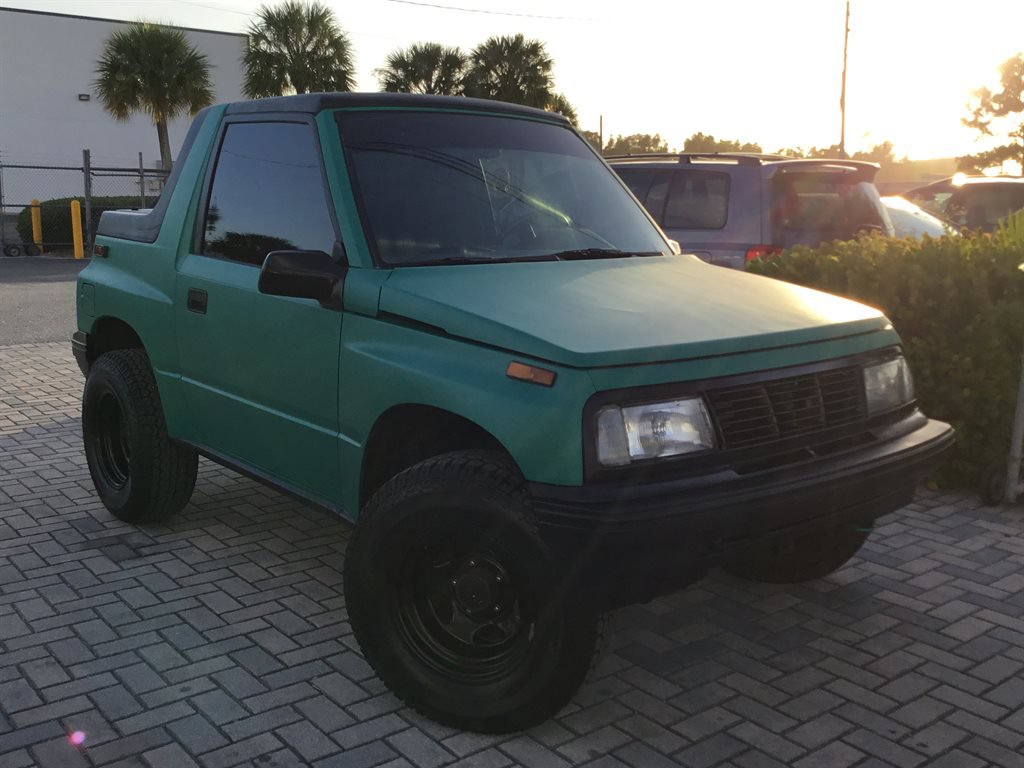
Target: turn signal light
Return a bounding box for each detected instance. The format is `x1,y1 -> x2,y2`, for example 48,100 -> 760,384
506,361 -> 556,387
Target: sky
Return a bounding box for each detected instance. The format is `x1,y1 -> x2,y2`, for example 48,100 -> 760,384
3,0 -> 1023,161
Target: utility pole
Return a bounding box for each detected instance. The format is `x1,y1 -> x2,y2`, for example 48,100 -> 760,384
839,0 -> 850,158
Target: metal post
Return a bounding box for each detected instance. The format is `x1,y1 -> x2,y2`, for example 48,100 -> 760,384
1006,354 -> 1024,504
82,149 -> 93,250
30,199 -> 43,253
839,0 -> 850,158
138,151 -> 146,208
70,200 -> 84,259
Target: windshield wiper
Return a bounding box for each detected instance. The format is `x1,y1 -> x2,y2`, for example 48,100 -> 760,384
546,248 -> 664,260
401,254 -> 560,267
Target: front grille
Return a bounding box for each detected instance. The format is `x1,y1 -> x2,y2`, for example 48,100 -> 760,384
706,366 -> 866,449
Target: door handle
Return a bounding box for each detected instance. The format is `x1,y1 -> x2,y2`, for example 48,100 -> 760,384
187,288 -> 208,314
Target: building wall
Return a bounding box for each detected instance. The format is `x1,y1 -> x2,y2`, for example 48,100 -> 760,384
0,8 -> 246,168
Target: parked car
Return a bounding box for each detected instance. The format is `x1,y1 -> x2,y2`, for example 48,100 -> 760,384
882,195 -> 960,238
905,175 -> 1024,232
74,93 -> 953,733
608,153 -> 894,269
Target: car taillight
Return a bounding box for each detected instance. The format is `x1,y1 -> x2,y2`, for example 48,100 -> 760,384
745,245 -> 783,263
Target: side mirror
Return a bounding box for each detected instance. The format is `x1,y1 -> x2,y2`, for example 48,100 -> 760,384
258,250 -> 347,308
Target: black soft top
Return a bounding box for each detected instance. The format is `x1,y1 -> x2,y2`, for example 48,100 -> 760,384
223,92 -> 566,122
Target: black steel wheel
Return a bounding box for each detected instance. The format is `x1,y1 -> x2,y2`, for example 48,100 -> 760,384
345,450 -> 603,733
82,350 -> 197,523
724,520 -> 874,584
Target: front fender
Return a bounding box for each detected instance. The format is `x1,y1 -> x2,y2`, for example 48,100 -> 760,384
337,314 -> 596,516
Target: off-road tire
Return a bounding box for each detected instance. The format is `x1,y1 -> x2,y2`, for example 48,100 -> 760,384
344,450 -> 603,733
82,349 -> 197,523
724,520 -> 873,584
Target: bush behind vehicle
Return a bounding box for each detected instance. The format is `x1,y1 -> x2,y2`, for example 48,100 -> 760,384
748,230 -> 1022,486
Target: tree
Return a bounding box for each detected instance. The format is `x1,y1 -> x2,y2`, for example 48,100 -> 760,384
682,132 -> 762,153
579,130 -> 603,152
602,133 -> 669,156
960,53 -> 1024,173
375,42 -> 466,95
243,0 -> 355,98
851,141 -> 896,166
463,34 -> 554,108
95,22 -> 213,170
546,93 -> 578,126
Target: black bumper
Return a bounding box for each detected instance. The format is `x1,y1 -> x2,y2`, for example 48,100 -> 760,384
72,331 -> 90,377
529,414 -> 954,608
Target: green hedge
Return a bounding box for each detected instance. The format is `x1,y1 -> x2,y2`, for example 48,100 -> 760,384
16,196 -> 158,248
746,231 -> 1024,487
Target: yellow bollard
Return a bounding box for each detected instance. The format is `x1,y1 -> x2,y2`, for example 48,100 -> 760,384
70,200 -> 84,259
30,199 -> 43,254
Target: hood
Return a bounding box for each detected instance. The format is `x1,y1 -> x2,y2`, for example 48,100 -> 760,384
378,256 -> 891,368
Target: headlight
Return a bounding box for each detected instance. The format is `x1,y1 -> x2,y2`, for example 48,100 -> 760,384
596,398 -> 716,466
863,356 -> 915,414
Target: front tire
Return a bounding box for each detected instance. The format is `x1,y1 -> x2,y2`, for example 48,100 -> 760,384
344,450 -> 601,733
724,520 -> 873,583
82,349 -> 197,523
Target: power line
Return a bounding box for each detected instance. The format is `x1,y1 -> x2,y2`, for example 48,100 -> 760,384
383,0 -> 598,22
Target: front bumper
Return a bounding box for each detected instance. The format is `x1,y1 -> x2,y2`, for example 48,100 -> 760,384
529,414 -> 954,608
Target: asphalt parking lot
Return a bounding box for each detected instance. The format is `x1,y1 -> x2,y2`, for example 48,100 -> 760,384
2,339 -> 1024,766
0,258 -> 87,346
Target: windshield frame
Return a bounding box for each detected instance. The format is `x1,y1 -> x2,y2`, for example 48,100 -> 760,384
333,108 -> 671,268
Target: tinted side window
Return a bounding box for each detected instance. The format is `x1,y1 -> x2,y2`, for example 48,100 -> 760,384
663,171 -> 730,229
203,122 -> 335,266
615,169 -> 655,203
644,173 -> 671,224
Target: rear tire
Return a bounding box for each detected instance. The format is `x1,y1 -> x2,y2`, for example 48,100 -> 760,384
344,450 -> 601,733
2,244 -> 21,257
82,350 -> 197,523
725,521 -> 873,583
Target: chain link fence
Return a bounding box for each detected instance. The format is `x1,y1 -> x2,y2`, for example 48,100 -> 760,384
0,151 -> 168,258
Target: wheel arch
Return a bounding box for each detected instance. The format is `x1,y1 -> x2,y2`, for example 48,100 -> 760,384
87,316 -> 146,363
359,403 -> 515,508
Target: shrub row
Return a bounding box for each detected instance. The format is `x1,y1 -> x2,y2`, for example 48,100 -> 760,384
747,230 -> 1024,487
16,196 -> 158,248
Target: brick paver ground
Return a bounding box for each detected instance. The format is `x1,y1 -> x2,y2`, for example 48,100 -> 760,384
2,342 -> 1024,768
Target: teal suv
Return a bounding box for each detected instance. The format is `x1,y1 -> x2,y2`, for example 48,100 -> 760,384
73,94 -> 953,733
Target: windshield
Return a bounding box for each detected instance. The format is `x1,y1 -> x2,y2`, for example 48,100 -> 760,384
771,172 -> 894,248
338,111 -> 669,266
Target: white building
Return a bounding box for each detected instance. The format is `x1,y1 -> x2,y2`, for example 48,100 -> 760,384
0,7 -> 246,169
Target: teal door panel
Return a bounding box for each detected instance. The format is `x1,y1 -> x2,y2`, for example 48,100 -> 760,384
175,253 -> 342,502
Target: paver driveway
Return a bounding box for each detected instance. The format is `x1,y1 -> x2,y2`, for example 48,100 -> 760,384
2,342 -> 1024,768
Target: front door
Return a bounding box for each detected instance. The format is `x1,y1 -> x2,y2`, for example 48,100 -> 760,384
175,118 -> 344,504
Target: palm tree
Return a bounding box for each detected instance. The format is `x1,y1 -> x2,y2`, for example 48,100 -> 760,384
243,0 -> 355,98
463,34 -> 555,109
95,22 -> 214,170
375,43 -> 467,95
546,93 -> 578,126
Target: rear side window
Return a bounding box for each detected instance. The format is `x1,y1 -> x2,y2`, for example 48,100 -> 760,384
202,122 -> 336,266
663,171 -> 730,229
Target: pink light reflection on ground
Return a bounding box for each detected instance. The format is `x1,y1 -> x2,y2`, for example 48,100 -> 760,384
69,731 -> 87,746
